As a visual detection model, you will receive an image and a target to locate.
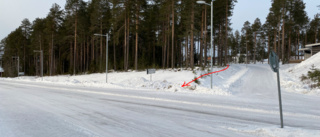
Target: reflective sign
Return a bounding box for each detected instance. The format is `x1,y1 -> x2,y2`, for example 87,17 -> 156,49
147,69 -> 156,74
269,51 -> 279,72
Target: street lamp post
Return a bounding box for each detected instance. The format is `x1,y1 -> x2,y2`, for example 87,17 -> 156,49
34,50 -> 43,79
94,33 -> 109,83
197,0 -> 214,89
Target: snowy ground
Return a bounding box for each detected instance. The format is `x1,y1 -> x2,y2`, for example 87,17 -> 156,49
2,65 -> 246,95
0,61 -> 320,136
280,52 -> 320,96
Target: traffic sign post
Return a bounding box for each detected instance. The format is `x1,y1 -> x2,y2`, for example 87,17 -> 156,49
147,69 -> 156,81
269,51 -> 284,128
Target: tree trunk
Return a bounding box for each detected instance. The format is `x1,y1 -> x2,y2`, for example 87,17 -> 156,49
273,30 -> 277,52
127,16 -> 130,70
186,36 -> 189,68
298,28 -> 300,59
200,6 -> 204,68
154,27 -> 157,66
87,38 -> 89,71
219,24 -> 222,66
135,1 -> 139,70
163,22 -> 166,69
277,17 -> 281,57
70,42 -> 73,73
288,30 -> 291,62
225,0 -> 228,66
113,36 -> 116,70
295,33 -> 298,60
124,15 -> 127,70
190,3 -> 194,68
171,0 -> 175,68
254,32 -> 256,64
100,21 -> 103,71
51,33 -> 53,76
74,14 -> 77,75
167,15 -> 170,68
268,35 -> 270,64
204,5 -> 207,67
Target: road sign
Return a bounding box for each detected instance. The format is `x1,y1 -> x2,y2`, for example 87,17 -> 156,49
269,51 -> 284,128
147,69 -> 156,81
18,72 -> 25,76
269,51 -> 279,72
147,69 -> 156,74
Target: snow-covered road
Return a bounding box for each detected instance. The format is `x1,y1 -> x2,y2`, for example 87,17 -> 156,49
1,64 -> 319,137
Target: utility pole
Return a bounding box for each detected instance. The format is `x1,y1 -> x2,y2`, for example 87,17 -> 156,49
94,33 -> 109,83
196,0 -> 215,89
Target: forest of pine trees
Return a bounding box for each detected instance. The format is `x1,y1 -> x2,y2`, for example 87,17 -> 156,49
0,0 -> 319,77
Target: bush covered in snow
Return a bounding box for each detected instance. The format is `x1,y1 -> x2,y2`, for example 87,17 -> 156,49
301,65 -> 320,89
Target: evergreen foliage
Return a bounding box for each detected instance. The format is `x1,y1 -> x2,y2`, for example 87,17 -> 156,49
1,0 -> 319,77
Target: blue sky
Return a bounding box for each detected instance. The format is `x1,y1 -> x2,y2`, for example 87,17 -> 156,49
0,0 -> 319,41
231,0 -> 319,32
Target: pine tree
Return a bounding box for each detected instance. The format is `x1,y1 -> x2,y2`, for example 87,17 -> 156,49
46,3 -> 64,75
252,18 -> 262,64
20,18 -> 31,74
65,0 -> 83,75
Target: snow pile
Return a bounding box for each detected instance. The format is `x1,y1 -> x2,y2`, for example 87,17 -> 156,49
1,65 -> 247,95
288,52 -> 320,77
224,125 -> 320,137
281,52 -> 320,95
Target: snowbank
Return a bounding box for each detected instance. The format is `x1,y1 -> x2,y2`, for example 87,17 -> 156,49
288,52 -> 320,77
281,52 -> 320,95
224,125 -> 320,137
0,65 -> 247,95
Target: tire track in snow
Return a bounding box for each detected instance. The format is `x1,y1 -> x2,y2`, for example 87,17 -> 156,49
1,80 -> 319,121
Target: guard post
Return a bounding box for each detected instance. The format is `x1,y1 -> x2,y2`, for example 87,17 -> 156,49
269,51 -> 284,128
147,69 -> 156,81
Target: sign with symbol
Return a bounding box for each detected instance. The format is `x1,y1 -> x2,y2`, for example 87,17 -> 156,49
269,51 -> 279,72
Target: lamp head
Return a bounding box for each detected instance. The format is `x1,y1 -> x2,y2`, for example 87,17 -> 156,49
196,1 -> 206,4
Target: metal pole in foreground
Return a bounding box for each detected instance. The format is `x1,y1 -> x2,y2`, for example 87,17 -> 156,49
269,51 -> 284,128
277,69 -> 284,128
210,0 -> 213,89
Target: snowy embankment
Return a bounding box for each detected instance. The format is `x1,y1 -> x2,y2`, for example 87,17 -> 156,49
0,65 -> 247,95
281,52 -> 320,95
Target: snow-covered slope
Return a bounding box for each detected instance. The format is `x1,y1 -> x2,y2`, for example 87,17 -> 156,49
287,52 -> 320,77
281,52 -> 320,95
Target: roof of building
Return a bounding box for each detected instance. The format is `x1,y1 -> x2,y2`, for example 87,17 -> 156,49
306,43 -> 320,48
299,48 -> 311,51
